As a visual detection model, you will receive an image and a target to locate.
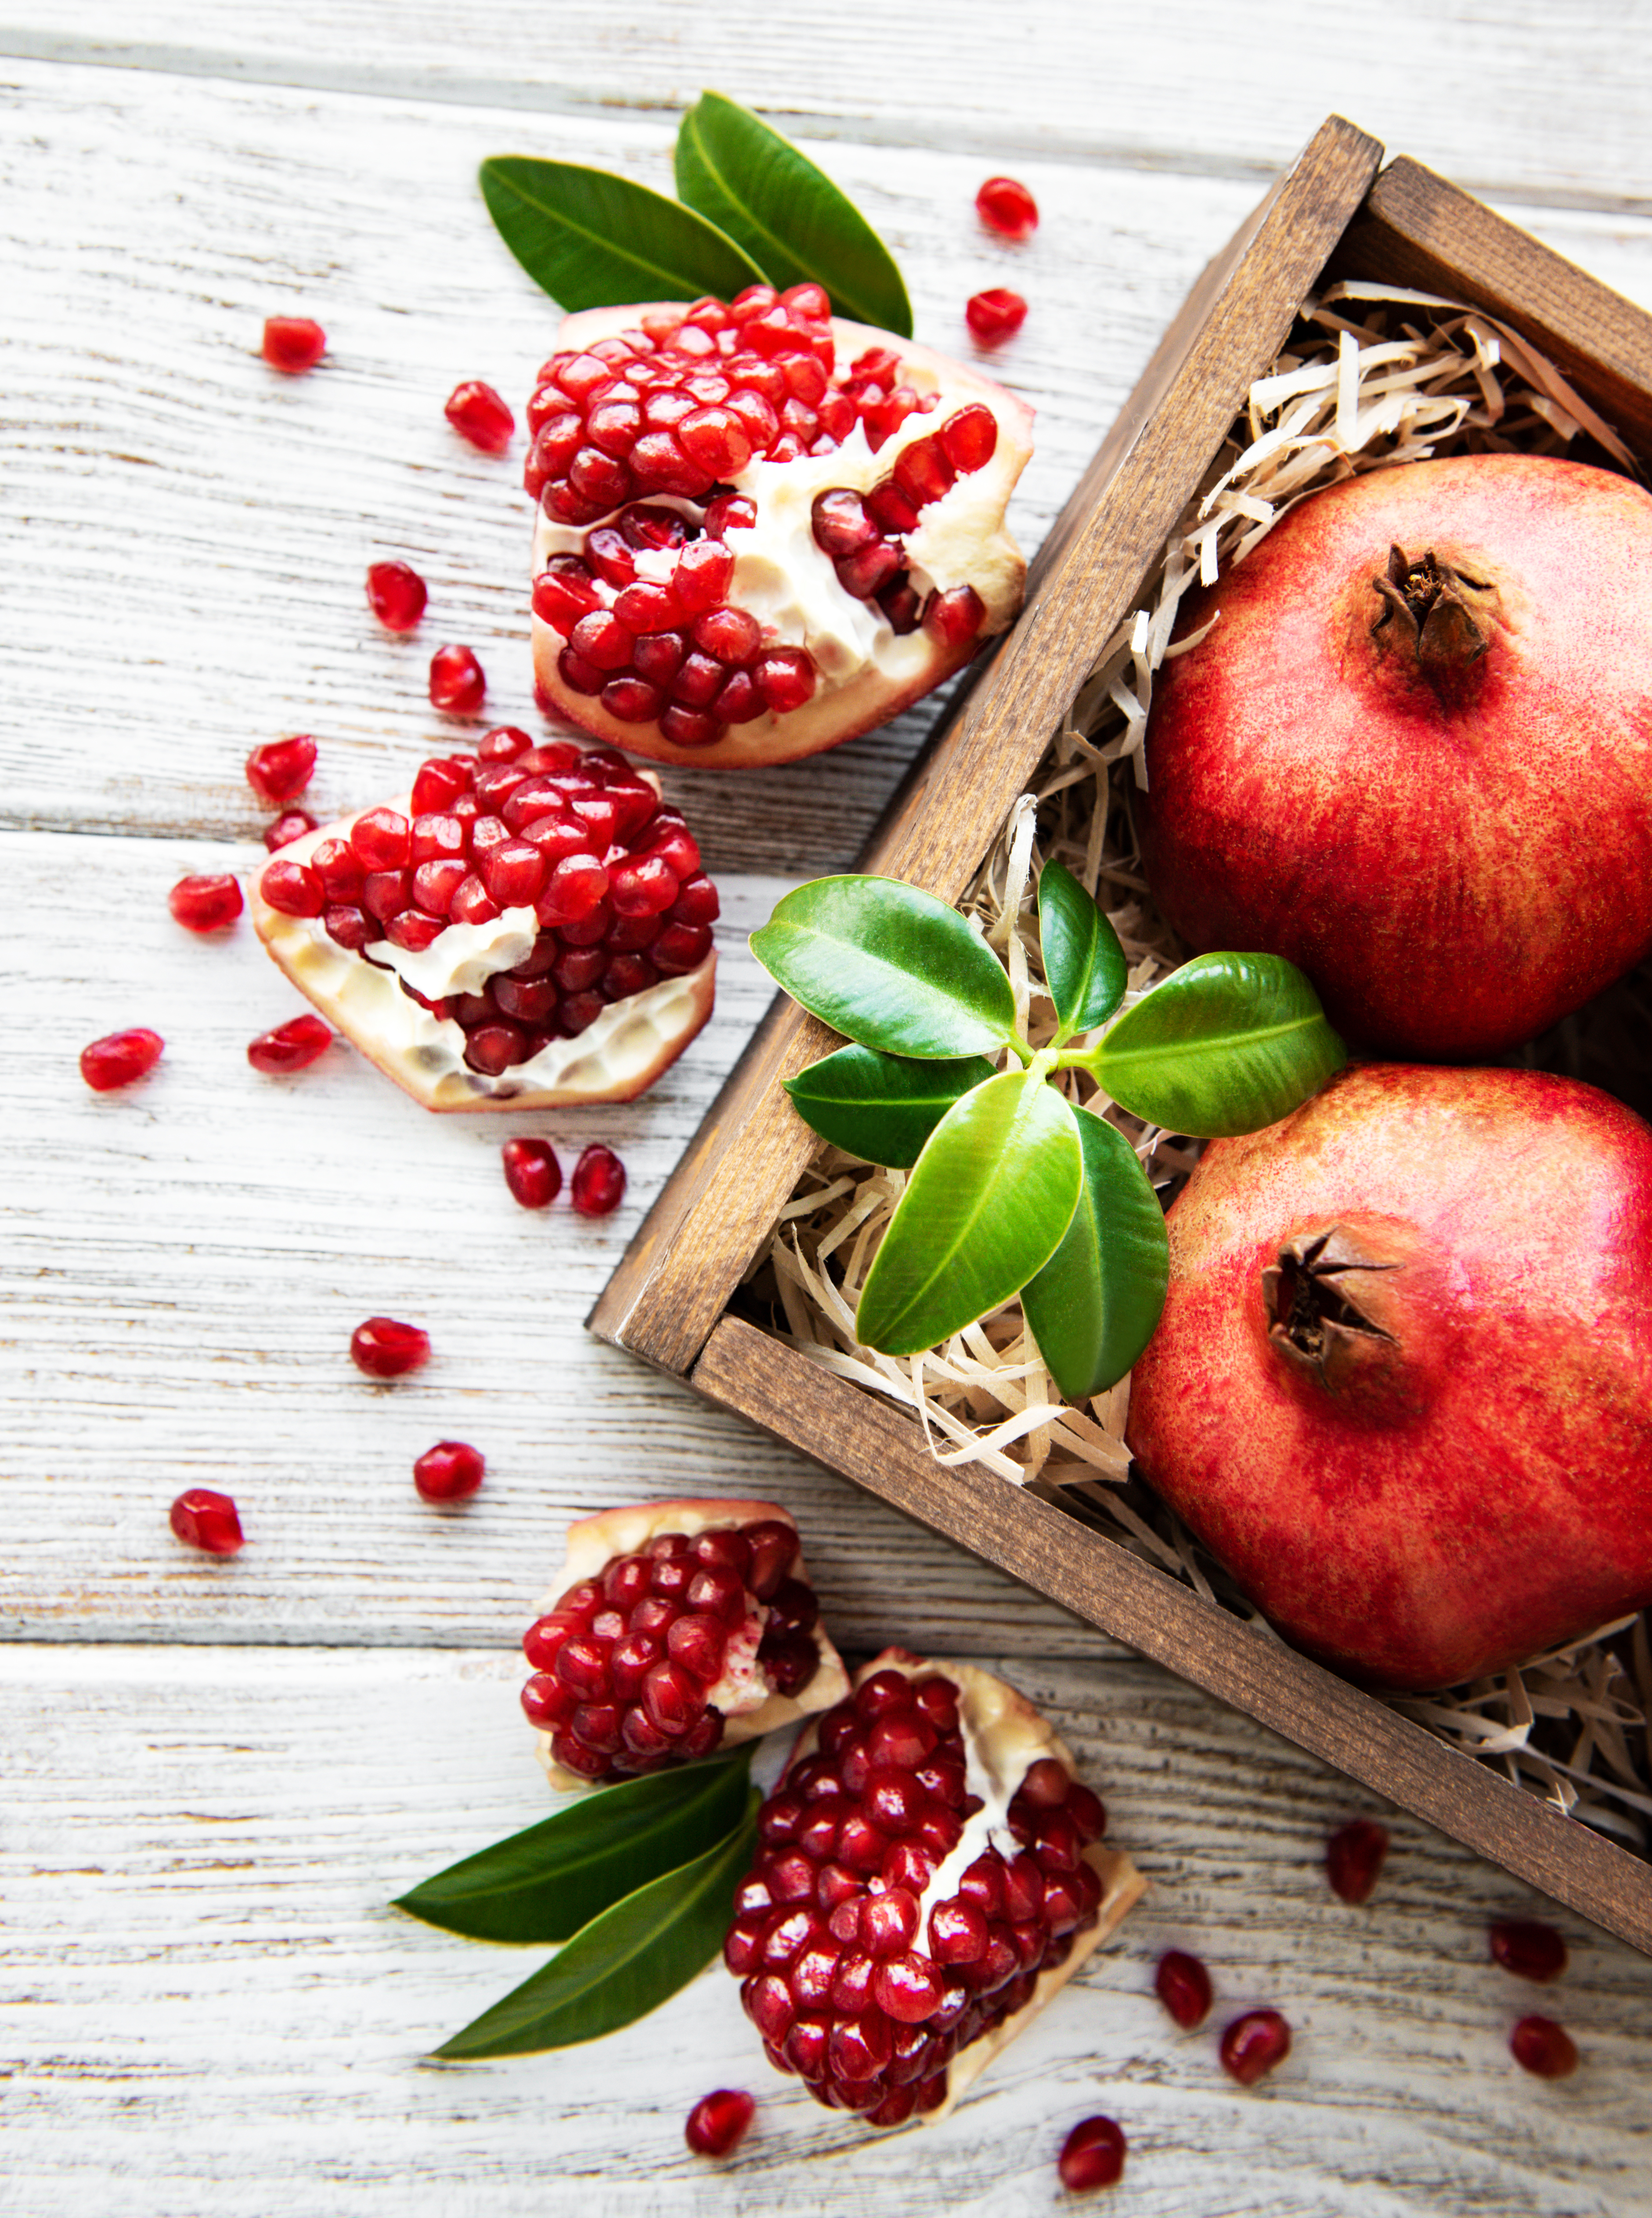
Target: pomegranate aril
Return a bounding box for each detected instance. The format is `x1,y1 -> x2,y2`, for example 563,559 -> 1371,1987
597,676 -> 661,725
532,563 -> 602,635
1155,1947 -> 1211,2029
361,870 -> 411,925
498,1136 -> 560,1209
445,379 -> 514,453
923,583 -> 986,650
414,1439 -> 485,1502
465,1021 -> 534,1074
536,853 -> 610,927
429,644 -> 486,715
520,1673 -> 566,1729
673,539 -> 735,614
1490,1918 -> 1568,1982
975,173 -> 1039,238
812,487 -> 878,556
324,904 -> 373,951
1220,2008 -> 1291,2086
609,855 -> 678,918
350,808 -> 412,871
411,758 -> 472,814
449,874 -> 500,927
568,1142 -> 625,1217
169,873 -> 243,932
892,434 -> 955,509
262,314 -> 325,372
1510,2015 -> 1579,2077
350,1316 -> 430,1379
248,1014 -> 331,1073
586,397 -> 642,456
836,540 -> 901,600
660,705 -> 723,748
753,648 -> 816,714
264,810 -> 318,850
246,736 -> 316,805
1327,1817 -> 1390,1905
1057,2115 -> 1125,2193
170,1488 -> 244,1554
866,479 -> 920,535
680,406 -> 754,475
929,1897 -> 989,1966
260,860 -> 326,918
685,2088 -> 754,2159
939,402 -> 1000,475
652,921 -> 714,975
967,287 -> 1028,345
366,559 -> 428,631
703,492 -> 757,537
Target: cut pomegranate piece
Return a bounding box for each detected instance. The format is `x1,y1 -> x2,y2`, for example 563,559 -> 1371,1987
80,1028 -> 163,1091
414,1440 -> 486,1501
261,315 -> 326,373
170,1488 -> 245,1555
1326,1817 -> 1389,1904
529,297 -> 1033,769
429,645 -> 487,715
366,560 -> 428,632
570,1142 -> 626,1217
445,380 -> 515,454
966,288 -> 1028,346
726,1650 -> 1143,2127
350,1316 -> 430,1379
246,736 -> 316,806
1057,2115 -> 1125,2192
524,1500 -> 850,1788
1154,1947 -> 1212,2029
502,1136 -> 562,1208
684,2088 -> 754,2158
264,810 -> 318,850
169,874 -> 244,932
1510,2014 -> 1579,2077
247,1014 -> 332,1073
1490,1918 -> 1568,1982
1219,2008 -> 1291,2086
249,742 -> 715,1112
975,176 -> 1039,239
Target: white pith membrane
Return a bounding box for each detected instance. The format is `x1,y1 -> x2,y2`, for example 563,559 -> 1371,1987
530,1499 -> 850,1793
250,785 -> 716,1112
756,1650 -> 1143,2126
755,283 -> 1652,1851
530,307 -> 1034,769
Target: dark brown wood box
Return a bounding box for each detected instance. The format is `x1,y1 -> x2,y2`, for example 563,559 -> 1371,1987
592,118 -> 1652,1957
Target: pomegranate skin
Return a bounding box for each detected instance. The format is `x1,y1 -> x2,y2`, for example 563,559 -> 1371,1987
1138,455 -> 1652,1058
1126,1062 -> 1652,1692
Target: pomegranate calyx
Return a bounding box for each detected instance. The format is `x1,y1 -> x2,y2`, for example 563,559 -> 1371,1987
1370,543 -> 1497,686
1262,1224 -> 1399,1389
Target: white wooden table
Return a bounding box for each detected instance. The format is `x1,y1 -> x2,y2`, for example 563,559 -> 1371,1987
6,9 -> 1652,2211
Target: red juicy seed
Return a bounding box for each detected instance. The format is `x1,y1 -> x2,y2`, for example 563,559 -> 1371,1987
660,706 -> 724,748
914,1755 -> 966,1807
759,1629 -> 820,1698
1001,1853 -> 1044,1922
1058,2116 -> 1125,2194
673,540 -> 735,613
445,379 -> 515,453
492,976 -> 559,1024
532,562 -> 602,635
976,173 -> 1039,238
863,1769 -> 928,1838
1490,1918 -> 1568,1982
745,1972 -> 796,2044
912,1677 -> 958,1729
630,431 -> 713,497
406,863 -> 461,917
610,855 -> 678,918
713,670 -> 763,723
653,922 -> 714,974
413,1439 -> 485,1501
553,352 -> 615,403
501,1136 -> 561,1208
928,1897 -> 989,1966
866,1713 -> 938,1770
260,860 -> 326,918
620,1705 -> 675,1761
411,758 -> 471,814
350,1317 -> 430,1378
567,611 -> 635,674
613,582 -> 681,634
310,839 -> 363,901
632,632 -> 688,690
836,541 -> 901,600
725,1915 -> 768,1976
1220,2008 -> 1292,2086
479,725 -> 531,762
811,487 -> 877,557
766,1579 -> 819,1637
558,648 -> 606,697
1155,1947 -> 1211,2029
829,1952 -> 877,2016
464,1022 -> 533,1074
599,676 -> 663,725
862,388 -> 921,452
692,607 -> 762,665
671,653 -> 727,711
569,445 -> 633,508
366,559 -> 427,631
558,989 -> 605,1033
741,1520 -> 797,1600
1033,1811 -> 1083,1872
429,644 -> 487,714
481,841 -> 546,907
783,2016 -> 831,2080
854,1671 -> 912,1720
246,736 -> 316,805
642,388 -> 696,432
866,479 -> 920,536
169,873 -> 243,932
892,434 -> 956,509
582,527 -> 636,590
830,2012 -> 893,2085
617,502 -> 688,553
554,947 -> 607,994
555,1636 -> 613,1701
587,397 -> 642,457
1065,1782 -> 1106,1841
247,1014 -> 332,1073
819,390 -> 856,441
569,1702 -> 624,1755
350,808 -> 412,872
361,869 -> 411,924
1511,2015 -> 1579,2077
768,1852 -> 820,1908
523,1614 -> 575,1669
958,1854 -> 1006,1918
324,904 -> 373,951
1327,1817 -> 1390,1905
170,1488 -> 244,1555
262,314 -> 325,372
753,648 -> 816,714
684,1564 -> 745,1619
553,1727 -> 614,1780
264,810 -> 317,850
859,1889 -> 920,1959
449,874 -> 500,926
641,1656 -> 705,1737
923,583 -> 986,650
520,1673 -> 567,1728
685,2088 -> 754,2160
680,406 -> 754,476
610,1632 -> 660,1700
411,812 -> 465,862
670,874 -> 722,928
703,492 -> 757,537
536,854 -> 610,927
731,284 -> 779,321
873,1954 -> 943,2025
939,403 -> 999,475
665,1613 -> 727,1683
967,287 -> 1028,345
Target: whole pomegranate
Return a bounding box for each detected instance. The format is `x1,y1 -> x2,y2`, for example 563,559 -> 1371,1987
527,283 -> 1033,769
1137,455 -> 1652,1058
1126,1062 -> 1652,1691
724,1651 -> 1143,2126
250,730 -> 716,1109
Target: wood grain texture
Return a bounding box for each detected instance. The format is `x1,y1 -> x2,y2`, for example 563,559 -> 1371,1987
5,1644 -> 1649,2218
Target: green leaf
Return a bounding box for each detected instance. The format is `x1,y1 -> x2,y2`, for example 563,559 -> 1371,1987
1090,952 -> 1346,1138
783,1044 -> 994,1169
393,1752 -> 753,1945
1038,862 -> 1129,1040
856,1072 -> 1083,1357
751,877 -> 1017,1058
675,93 -> 913,336
1021,1106 -> 1169,1400
479,156 -> 765,312
435,1795 -> 759,2058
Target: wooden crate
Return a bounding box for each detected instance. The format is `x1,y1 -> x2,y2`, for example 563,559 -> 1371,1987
592,116 -> 1652,1957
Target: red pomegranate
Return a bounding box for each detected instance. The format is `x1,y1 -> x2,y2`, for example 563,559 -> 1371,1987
250,730 -> 716,1110
526,282 -> 1033,769
1126,1062 -> 1652,1691
724,1650 -> 1143,2127
521,1499 -> 849,1787
1137,454 -> 1652,1058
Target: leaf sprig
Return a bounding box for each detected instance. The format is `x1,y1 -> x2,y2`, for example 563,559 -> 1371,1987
752,868 -> 1345,1397
481,92 -> 912,334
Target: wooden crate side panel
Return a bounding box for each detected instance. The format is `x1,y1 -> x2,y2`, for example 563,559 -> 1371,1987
590,116 -> 1383,1376
692,1316 -> 1652,1956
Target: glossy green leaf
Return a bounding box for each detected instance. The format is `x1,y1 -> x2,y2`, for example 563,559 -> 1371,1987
478,156 -> 765,312
1038,862 -> 1129,1039
393,1752 -> 752,1944
435,1795 -> 759,2058
675,92 -> 912,335
751,877 -> 1017,1058
1090,951 -> 1346,1138
856,1072 -> 1083,1357
783,1044 -> 994,1169
1021,1106 -> 1169,1400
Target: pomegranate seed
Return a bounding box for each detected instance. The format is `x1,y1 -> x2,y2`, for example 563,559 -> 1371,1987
429,644 -> 486,714
1327,1818 -> 1389,1904
812,487 -> 878,556
1057,2115 -> 1125,2192
247,1014 -> 332,1074
939,403 -> 999,474
350,1316 -> 431,1379
1490,1918 -> 1568,1982
170,1488 -> 245,1555
571,1143 -> 626,1217
261,315 -> 326,373
168,873 -> 243,932
1510,2015 -> 1579,2077
1219,2008 -> 1291,2086
246,736 -> 316,805
966,287 -> 1028,345
501,1136 -> 561,1208
892,434 -> 955,509
80,1028 -> 163,1091
445,379 -> 515,453
976,175 -> 1039,239
366,560 -> 428,632
1154,1947 -> 1212,2028
685,2088 -> 754,2159
923,583 -> 986,651
414,1440 -> 486,1502
753,648 -> 816,714
260,859 -> 325,917
264,810 -> 317,850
